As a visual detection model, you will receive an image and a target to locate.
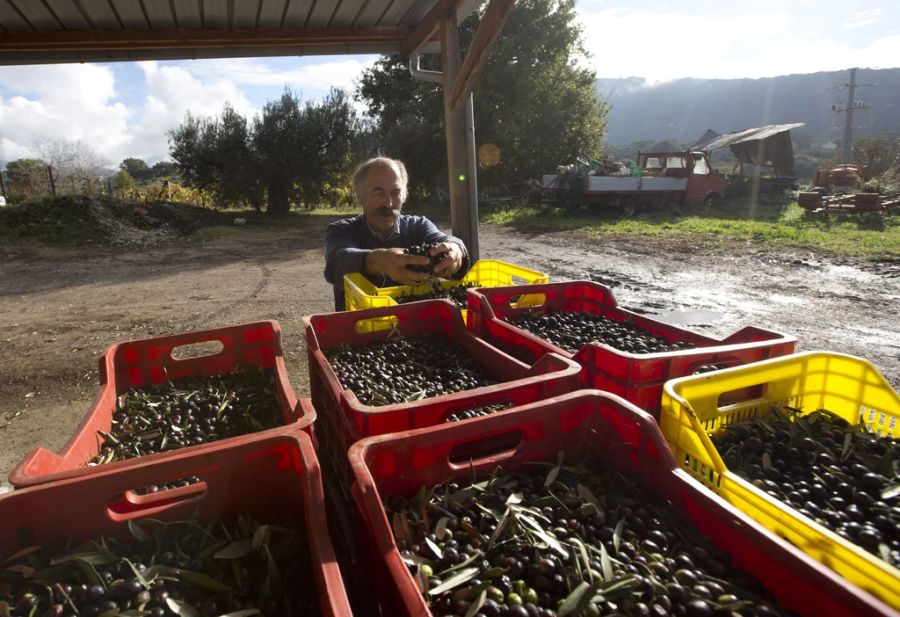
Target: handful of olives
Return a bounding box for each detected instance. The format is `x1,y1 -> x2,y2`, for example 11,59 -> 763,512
397,282 -> 474,309
404,243 -> 448,274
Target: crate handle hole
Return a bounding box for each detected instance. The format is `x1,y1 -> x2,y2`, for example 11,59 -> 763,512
354,315 -> 399,334
171,340 -> 224,360
717,383 -> 768,409
510,293 -> 546,309
448,430 -> 523,466
107,479 -> 207,521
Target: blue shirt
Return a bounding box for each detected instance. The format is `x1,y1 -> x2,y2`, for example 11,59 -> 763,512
324,214 -> 469,310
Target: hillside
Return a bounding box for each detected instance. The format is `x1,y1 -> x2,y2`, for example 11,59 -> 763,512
598,68 -> 900,146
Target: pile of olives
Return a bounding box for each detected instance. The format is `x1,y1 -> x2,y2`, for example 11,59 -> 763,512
397,283 -> 475,309
505,309 -> 696,355
134,476 -> 201,496
405,243 -> 448,274
90,366 -> 282,465
387,459 -> 785,617
0,516 -> 315,616
326,334 -> 496,406
445,402 -> 512,423
713,406 -> 899,566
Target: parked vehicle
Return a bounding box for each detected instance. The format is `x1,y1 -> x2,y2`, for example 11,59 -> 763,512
543,151 -> 726,215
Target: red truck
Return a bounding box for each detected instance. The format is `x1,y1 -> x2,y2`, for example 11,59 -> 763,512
543,151 -> 726,215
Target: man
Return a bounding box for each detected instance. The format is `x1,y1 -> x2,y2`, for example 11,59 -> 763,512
324,157 -> 469,311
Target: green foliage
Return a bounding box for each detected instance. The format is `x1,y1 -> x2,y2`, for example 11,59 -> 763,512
0,196 -> 111,245
113,169 -> 136,194
356,0 -> 608,194
120,157 -> 152,182
4,158 -> 51,196
169,89 -> 359,215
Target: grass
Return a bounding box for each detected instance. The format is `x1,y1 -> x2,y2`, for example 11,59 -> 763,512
480,197 -> 900,259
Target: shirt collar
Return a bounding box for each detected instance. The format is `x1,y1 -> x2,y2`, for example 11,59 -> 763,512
363,215 -> 400,242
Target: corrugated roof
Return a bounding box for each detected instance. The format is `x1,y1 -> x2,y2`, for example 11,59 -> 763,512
0,0 -> 479,65
700,123 -> 806,151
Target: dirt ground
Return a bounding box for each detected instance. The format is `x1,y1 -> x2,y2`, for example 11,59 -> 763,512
1,216 -> 898,490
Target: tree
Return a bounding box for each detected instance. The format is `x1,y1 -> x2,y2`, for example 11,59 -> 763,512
356,0 -> 608,194
853,136 -> 900,179
5,158 -> 51,196
252,90 -> 304,215
36,138 -> 110,195
119,158 -> 152,182
150,161 -> 179,179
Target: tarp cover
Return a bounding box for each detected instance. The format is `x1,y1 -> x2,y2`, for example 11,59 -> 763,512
694,123 -> 805,177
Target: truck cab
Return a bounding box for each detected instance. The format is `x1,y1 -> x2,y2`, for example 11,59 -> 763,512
637,151 -> 726,205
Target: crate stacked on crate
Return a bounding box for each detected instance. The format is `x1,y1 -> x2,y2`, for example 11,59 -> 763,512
10,321 -> 315,487
660,351 -> 900,609
346,389 -> 891,617
343,259 -> 549,332
304,299 -> 581,495
467,280 -> 796,416
0,429 -> 352,616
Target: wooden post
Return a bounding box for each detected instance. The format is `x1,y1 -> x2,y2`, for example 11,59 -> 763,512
441,13 -> 478,261
47,165 -> 56,198
0,170 -> 6,198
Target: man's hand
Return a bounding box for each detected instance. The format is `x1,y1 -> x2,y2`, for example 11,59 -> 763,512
430,242 -> 464,278
364,248 -> 431,285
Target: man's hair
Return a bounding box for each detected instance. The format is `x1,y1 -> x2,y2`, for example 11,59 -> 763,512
353,157 -> 408,203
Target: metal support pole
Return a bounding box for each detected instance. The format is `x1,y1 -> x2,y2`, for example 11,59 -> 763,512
440,13 -> 477,259
0,170 -> 6,198
463,92 -> 479,261
47,165 -> 56,198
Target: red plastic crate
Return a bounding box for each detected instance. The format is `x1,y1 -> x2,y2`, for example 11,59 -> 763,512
348,390 -> 892,617
10,320 -> 315,488
0,428 -> 352,616
304,300 -> 581,490
467,281 -> 796,415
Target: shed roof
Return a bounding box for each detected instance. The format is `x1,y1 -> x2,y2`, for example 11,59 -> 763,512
0,0 -> 478,65
699,123 -> 806,152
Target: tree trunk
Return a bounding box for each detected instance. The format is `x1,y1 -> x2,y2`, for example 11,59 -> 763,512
266,181 -> 290,215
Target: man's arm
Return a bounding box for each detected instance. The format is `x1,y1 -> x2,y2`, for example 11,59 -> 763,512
323,221 -> 369,285
324,219 -> 432,286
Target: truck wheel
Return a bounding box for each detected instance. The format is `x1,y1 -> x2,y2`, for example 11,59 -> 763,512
703,193 -> 722,208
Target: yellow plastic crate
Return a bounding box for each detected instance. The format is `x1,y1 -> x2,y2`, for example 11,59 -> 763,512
343,259 -> 549,331
660,351 -> 900,608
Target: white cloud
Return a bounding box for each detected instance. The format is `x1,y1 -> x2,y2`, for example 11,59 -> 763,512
579,8 -> 900,81
0,64 -> 131,167
128,61 -> 258,161
844,8 -> 883,30
183,56 -> 377,97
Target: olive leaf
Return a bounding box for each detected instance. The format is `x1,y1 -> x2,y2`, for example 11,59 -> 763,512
557,581 -> 597,617
215,539 -> 253,560
218,610 -> 262,617
128,520 -> 147,542
425,537 -> 443,559
251,525 -> 270,552
881,485 -> 900,500
427,566 -> 479,596
464,588 -> 486,617
174,568 -> 234,595
0,546 -> 42,565
612,519 -> 625,553
516,512 -> 569,559
761,452 -> 773,470
435,517 -> 450,541
166,597 -> 200,617
599,543 -> 613,581
840,432 -> 853,461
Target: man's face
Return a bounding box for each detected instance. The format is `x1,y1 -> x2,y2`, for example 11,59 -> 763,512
361,164 -> 405,237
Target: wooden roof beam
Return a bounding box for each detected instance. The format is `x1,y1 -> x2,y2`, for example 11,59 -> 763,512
400,0 -> 463,56
0,25 -> 410,52
449,0 -> 513,112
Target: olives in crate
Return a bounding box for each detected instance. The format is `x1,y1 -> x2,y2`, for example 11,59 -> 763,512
396,282 -> 475,309
89,366 -> 282,466
0,515 -> 316,616
386,458 -> 787,616
326,333 -> 496,405
507,308 -> 696,355
404,243 -> 448,274
713,406 -> 900,567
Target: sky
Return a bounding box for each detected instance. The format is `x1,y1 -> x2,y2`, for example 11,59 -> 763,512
0,0 -> 897,167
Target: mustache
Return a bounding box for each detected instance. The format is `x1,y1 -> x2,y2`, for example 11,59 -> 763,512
377,206 -> 401,216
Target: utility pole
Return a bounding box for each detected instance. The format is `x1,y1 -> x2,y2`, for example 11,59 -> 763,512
831,68 -> 872,164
